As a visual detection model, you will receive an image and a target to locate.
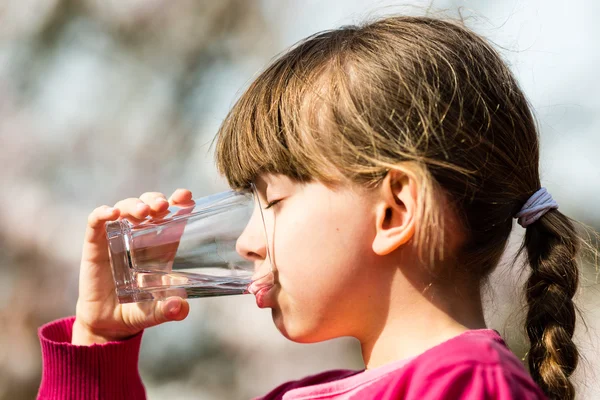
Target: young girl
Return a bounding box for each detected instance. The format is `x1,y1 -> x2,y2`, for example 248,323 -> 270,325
37,15 -> 587,399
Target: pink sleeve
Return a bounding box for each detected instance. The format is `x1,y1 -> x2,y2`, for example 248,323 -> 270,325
37,316 -> 146,400
379,361 -> 547,399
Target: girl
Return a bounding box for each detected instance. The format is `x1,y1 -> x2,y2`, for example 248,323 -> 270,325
38,15 -> 588,399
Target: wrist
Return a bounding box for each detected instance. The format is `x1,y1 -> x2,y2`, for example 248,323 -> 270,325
72,318 -> 111,345
71,318 -> 138,346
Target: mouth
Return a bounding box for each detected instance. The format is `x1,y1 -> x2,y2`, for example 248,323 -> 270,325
253,285 -> 275,308
247,271 -> 275,308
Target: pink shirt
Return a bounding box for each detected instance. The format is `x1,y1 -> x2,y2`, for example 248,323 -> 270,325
37,317 -> 547,399
256,330 -> 547,399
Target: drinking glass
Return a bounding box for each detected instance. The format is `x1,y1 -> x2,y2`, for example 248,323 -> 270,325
105,188 -> 273,303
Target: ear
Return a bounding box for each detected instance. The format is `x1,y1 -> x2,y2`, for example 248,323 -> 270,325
372,168 -> 418,256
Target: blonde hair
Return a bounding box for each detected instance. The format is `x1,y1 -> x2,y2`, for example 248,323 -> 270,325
215,15 -> 586,399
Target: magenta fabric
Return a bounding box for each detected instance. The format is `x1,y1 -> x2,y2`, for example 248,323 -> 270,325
37,316 -> 146,400
38,317 -> 546,399
256,329 -> 547,400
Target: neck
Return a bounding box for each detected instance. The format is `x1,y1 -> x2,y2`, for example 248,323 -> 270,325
359,271 -> 487,369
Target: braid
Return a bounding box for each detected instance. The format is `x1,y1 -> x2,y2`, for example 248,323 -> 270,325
520,209 -> 580,400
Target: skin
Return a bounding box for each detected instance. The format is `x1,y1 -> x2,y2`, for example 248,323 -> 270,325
74,170 -> 487,370
72,189 -> 193,345
239,170 -> 487,367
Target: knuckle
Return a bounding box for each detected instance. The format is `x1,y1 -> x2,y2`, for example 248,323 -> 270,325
141,192 -> 166,201
153,304 -> 163,326
88,206 -> 107,225
91,206 -> 103,214
88,207 -> 102,225
172,188 -> 192,199
87,213 -> 97,225
114,198 -> 138,208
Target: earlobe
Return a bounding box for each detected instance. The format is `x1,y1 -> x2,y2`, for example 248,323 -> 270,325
372,169 -> 417,256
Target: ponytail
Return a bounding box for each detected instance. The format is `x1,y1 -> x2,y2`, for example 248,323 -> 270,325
519,209 -> 580,400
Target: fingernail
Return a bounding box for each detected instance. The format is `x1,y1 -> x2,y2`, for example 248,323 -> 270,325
105,207 -> 115,213
167,300 -> 181,315
156,198 -> 168,203
136,202 -> 148,210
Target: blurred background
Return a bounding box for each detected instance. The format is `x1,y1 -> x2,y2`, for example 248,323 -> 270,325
1,0 -> 598,398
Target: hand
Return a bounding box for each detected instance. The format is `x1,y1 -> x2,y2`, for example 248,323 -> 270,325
72,189 -> 194,346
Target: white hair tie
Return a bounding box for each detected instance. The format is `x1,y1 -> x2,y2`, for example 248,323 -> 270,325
514,187 -> 558,228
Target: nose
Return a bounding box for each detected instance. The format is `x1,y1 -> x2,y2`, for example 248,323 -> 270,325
236,202 -> 268,263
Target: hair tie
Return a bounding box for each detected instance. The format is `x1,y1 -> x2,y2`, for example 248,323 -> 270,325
514,187 -> 558,228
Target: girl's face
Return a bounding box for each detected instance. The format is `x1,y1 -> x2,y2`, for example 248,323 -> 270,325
237,173 -> 390,343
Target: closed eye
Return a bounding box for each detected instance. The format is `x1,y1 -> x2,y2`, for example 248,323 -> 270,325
264,199 -> 282,209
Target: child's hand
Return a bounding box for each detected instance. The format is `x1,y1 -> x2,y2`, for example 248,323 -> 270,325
72,189 -> 194,346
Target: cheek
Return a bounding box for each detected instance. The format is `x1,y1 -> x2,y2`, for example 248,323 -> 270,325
268,196 -> 375,337
275,205 -> 370,286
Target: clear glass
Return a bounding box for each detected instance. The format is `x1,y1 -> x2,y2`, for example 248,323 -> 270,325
105,189 -> 273,303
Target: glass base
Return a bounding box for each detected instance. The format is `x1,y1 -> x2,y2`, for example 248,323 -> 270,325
115,285 -> 249,304
115,272 -> 251,303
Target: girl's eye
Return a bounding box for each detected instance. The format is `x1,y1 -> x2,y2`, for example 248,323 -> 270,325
264,199 -> 282,210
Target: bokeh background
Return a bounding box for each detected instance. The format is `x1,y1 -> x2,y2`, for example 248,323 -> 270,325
1,0 -> 599,399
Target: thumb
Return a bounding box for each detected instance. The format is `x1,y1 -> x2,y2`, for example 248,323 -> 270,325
155,297 -> 190,324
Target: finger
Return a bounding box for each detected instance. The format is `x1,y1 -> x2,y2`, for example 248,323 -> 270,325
84,205 -> 121,244
156,297 -> 190,324
114,198 -> 150,222
168,189 -> 194,206
139,192 -> 170,215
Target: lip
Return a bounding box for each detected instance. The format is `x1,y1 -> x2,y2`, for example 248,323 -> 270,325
254,285 -> 275,308
247,270 -> 275,308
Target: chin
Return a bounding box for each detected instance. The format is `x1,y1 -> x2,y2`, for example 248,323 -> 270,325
271,308 -> 335,344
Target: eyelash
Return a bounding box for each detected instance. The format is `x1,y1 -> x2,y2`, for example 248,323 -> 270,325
264,199 -> 282,209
